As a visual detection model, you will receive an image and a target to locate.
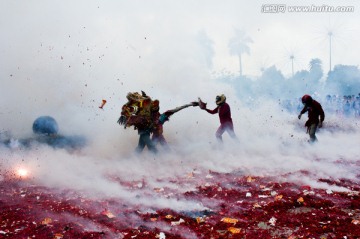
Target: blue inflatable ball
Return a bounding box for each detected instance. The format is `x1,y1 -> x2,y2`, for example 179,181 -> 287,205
32,116 -> 59,135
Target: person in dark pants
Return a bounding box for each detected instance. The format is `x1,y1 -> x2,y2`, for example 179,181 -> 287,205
118,113 -> 158,154
118,91 -> 197,154
199,94 -> 237,142
135,128 -> 157,154
298,94 -> 325,143
118,91 -> 159,154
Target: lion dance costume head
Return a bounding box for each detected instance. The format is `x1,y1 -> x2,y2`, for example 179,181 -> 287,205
118,91 -> 159,131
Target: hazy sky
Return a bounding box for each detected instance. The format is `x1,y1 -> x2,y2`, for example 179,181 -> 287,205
1,0 -> 359,77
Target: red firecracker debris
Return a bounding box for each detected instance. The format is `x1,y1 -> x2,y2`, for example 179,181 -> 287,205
1,169 -> 360,238
99,99 -> 107,109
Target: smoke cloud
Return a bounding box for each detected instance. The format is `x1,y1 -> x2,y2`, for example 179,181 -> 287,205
1,0 -> 360,217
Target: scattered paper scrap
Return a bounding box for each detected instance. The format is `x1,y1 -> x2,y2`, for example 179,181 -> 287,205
171,218 -> 185,226
154,188 -> 164,192
41,218 -> 52,225
269,217 -> 277,226
228,227 -> 241,234
196,217 -> 205,224
253,203 -> 262,208
221,217 -> 238,224
271,191 -> 277,196
54,233 -> 63,239
275,195 -> 283,200
156,232 -> 166,239
101,210 -> 116,218
247,176 -> 254,182
352,219 -> 360,225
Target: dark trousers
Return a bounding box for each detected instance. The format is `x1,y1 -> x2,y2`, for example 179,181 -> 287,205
308,123 -> 318,143
136,131 -> 157,153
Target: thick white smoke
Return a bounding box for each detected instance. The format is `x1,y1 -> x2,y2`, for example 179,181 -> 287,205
1,0 -> 360,214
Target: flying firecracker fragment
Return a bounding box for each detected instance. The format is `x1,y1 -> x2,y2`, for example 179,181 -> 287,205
99,99 -> 107,109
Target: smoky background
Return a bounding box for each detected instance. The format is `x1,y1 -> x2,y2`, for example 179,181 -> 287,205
1,0 -> 359,211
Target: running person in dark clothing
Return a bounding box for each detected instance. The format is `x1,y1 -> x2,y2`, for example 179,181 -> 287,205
199,94 -> 237,142
298,94 -> 325,143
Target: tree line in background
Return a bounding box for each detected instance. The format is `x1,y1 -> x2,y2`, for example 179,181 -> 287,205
217,27 -> 360,101
218,60 -> 360,101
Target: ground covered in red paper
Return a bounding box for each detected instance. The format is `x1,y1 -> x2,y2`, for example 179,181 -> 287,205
1,168 -> 360,239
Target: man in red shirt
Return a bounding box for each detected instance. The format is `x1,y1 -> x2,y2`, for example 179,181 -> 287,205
199,94 -> 237,142
298,94 -> 325,142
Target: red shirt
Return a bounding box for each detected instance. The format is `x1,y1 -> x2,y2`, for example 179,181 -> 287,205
300,100 -> 325,126
206,102 -> 233,124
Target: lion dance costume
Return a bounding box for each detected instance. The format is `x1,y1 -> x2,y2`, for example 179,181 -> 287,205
118,91 -> 198,153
